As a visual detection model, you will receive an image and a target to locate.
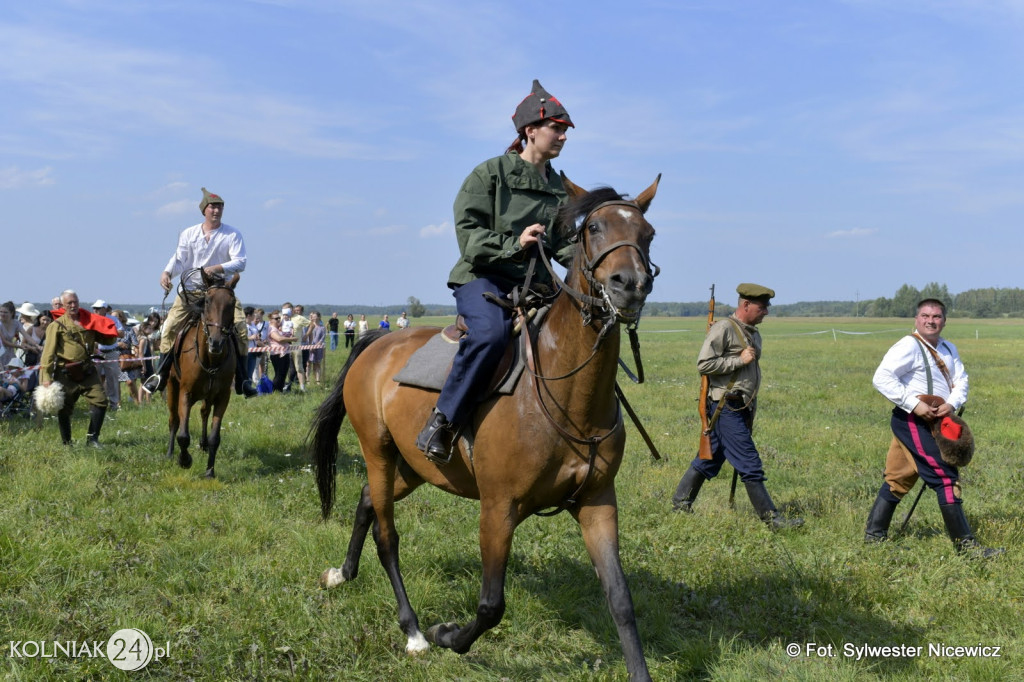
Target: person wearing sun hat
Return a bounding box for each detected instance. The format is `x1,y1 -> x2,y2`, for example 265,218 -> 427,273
143,186 -> 256,398
14,302 -> 45,368
415,79 -> 577,465
671,283 -> 804,530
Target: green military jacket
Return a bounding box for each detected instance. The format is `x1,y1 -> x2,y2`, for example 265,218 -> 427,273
40,313 -> 116,384
697,315 -> 762,402
447,151 -> 576,289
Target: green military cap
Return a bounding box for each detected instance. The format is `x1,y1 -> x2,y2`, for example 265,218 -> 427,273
199,187 -> 225,214
737,283 -> 775,302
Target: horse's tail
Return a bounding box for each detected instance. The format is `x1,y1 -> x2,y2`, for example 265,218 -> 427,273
309,330 -> 390,520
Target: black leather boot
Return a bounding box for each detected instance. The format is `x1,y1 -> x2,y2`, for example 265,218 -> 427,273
234,355 -> 258,398
415,408 -> 456,464
58,413 -> 73,446
671,466 -> 706,513
864,484 -> 900,543
86,406 -> 106,448
745,480 -> 804,530
142,354 -> 172,394
939,503 -> 1004,558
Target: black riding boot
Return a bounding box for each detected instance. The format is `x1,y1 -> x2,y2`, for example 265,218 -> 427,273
671,466 -> 706,513
142,354 -> 172,394
415,408 -> 456,465
864,484 -> 900,543
939,503 -> 1004,558
86,406 -> 106,448
234,355 -> 258,398
57,413 -> 73,446
745,480 -> 804,530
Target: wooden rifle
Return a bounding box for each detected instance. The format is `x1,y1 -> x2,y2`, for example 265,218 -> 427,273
697,285 -> 715,460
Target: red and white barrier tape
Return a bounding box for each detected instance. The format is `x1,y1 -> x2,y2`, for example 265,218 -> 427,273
5,342 -> 326,375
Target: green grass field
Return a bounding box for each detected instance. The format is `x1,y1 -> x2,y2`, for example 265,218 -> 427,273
2,316 -> 1021,680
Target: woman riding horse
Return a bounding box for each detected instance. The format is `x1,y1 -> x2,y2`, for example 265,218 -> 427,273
311,171 -> 660,681
415,79 -> 577,464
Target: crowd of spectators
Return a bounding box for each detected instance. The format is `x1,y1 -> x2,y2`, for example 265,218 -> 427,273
2,296 -> 402,412
0,297 -> 166,415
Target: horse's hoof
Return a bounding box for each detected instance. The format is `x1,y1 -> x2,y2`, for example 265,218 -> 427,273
203,469 -> 215,479
179,454 -> 192,469
319,567 -> 346,589
406,631 -> 429,655
424,622 -> 459,647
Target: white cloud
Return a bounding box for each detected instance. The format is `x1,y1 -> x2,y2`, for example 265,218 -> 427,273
826,227 -> 878,238
263,198 -> 284,210
419,221 -> 451,238
0,24 -> 391,161
0,166 -> 54,189
156,199 -> 193,215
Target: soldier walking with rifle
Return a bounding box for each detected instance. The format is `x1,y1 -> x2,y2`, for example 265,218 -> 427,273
671,283 -> 803,530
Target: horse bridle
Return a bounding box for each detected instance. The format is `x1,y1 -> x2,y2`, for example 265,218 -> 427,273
180,281 -> 236,377
535,200 -> 659,329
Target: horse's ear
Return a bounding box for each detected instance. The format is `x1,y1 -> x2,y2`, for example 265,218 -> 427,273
560,172 -> 586,201
634,173 -> 662,214
228,274 -> 239,290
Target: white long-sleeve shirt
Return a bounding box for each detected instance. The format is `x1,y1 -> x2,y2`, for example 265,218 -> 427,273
163,222 -> 247,290
872,333 -> 968,413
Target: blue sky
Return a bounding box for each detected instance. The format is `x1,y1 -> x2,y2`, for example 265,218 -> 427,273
4,0 -> 1023,309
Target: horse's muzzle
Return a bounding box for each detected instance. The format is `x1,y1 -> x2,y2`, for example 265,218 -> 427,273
604,269 -> 652,321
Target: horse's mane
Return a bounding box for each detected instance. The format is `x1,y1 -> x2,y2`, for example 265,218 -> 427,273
555,186 -> 625,240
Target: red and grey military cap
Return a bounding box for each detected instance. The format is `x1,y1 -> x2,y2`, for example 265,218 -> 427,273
511,79 -> 574,132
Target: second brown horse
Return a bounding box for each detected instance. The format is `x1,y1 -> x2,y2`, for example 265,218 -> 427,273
164,270 -> 239,478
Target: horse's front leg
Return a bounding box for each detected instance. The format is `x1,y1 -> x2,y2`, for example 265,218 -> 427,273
203,397 -> 228,478
199,400 -> 211,452
573,485 -> 650,682
175,392 -> 193,469
164,384 -> 180,461
426,500 -> 514,655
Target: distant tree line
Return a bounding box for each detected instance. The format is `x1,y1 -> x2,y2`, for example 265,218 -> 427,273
228,285 -> 1024,321
643,284 -> 1024,319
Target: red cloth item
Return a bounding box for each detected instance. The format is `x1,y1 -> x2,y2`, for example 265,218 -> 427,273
50,308 -> 118,338
940,416 -> 962,441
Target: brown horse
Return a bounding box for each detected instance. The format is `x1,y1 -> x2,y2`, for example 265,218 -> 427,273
309,174 -> 660,681
165,270 -> 239,478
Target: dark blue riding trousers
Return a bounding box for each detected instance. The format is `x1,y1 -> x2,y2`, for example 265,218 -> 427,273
890,407 -> 961,506
689,398 -> 766,483
436,277 -> 513,426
